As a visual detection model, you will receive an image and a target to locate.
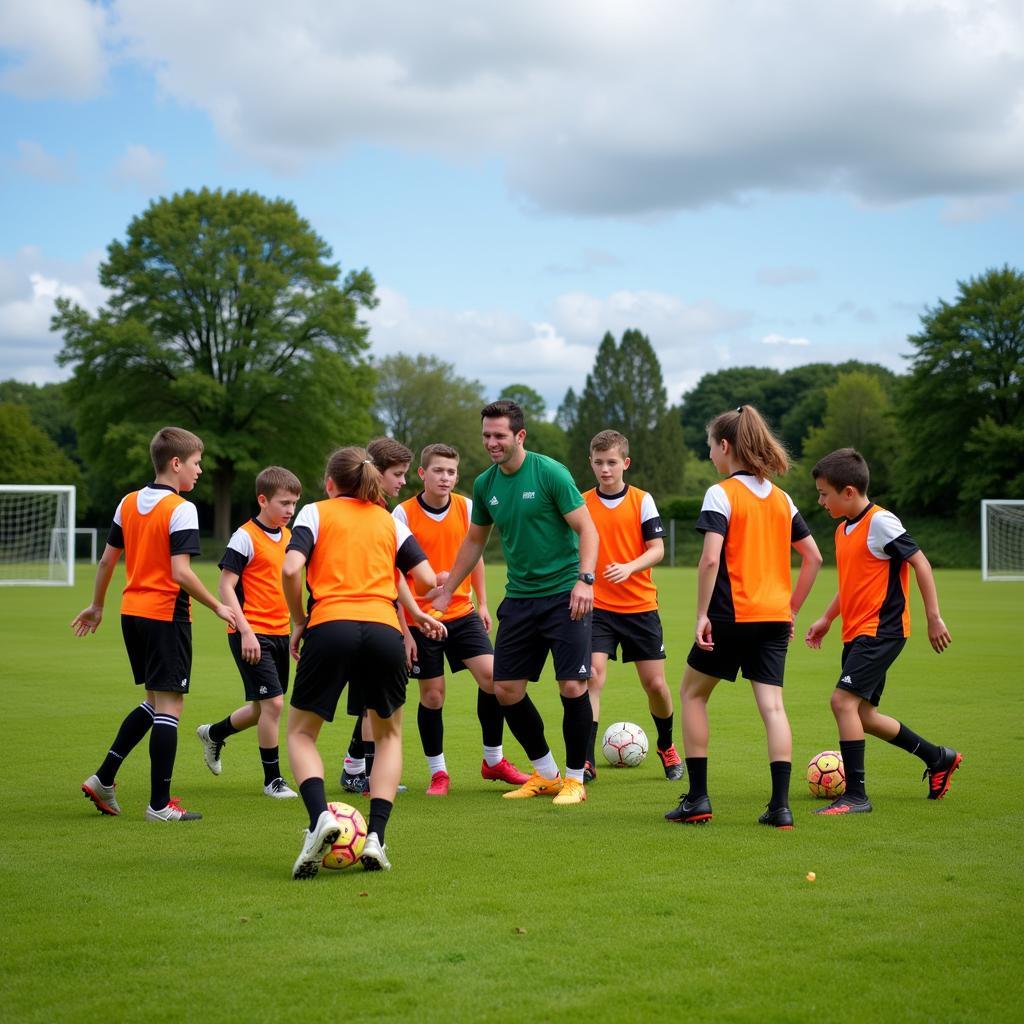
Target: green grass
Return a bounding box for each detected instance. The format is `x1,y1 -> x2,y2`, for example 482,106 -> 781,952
3,564 -> 1023,1023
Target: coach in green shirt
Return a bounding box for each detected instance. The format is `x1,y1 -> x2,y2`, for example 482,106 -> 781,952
431,400 -> 598,806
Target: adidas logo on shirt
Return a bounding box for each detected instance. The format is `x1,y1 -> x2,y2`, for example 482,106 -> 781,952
840,674 -> 853,684
489,496 -> 499,506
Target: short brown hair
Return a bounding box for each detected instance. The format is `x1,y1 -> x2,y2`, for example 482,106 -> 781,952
812,448 -> 870,495
149,426 -> 203,474
420,443 -> 460,469
366,437 -> 413,471
707,405 -> 788,480
481,399 -> 525,433
255,466 -> 302,500
590,430 -> 629,458
324,447 -> 386,504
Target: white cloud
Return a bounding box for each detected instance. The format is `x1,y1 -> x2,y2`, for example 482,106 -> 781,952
10,140 -> 77,184
110,143 -> 167,192
762,333 -> 811,347
0,0 -> 109,99
98,0 -> 1024,214
940,194 -> 1014,223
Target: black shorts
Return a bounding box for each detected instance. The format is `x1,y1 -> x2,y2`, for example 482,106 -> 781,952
591,608 -> 666,663
837,635 -> 907,706
228,631 -> 290,701
291,620 -> 408,722
121,615 -> 192,693
411,611 -> 493,680
686,620 -> 790,687
493,592 -> 592,683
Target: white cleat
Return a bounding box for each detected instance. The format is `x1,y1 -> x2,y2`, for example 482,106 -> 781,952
361,831 -> 392,871
195,724 -> 223,775
145,797 -> 202,821
264,777 -> 298,799
82,774 -> 120,816
292,810 -> 341,880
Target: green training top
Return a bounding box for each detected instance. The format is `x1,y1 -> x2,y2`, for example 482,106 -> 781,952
471,451 -> 584,597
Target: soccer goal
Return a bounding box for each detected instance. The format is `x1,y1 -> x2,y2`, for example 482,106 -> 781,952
981,499 -> 1024,581
0,485 -> 76,586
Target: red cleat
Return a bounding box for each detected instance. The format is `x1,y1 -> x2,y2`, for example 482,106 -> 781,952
426,770 -> 450,796
481,758 -> 530,786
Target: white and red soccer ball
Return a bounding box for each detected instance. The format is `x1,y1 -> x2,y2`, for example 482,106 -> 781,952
601,722 -> 649,767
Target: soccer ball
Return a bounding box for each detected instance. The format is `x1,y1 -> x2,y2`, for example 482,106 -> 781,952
602,721 -> 649,767
806,750 -> 846,798
321,801 -> 368,869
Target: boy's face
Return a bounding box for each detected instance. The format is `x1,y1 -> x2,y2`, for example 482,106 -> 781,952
419,457 -> 459,500
590,448 -> 630,491
380,462 -> 410,499
172,451 -> 203,492
258,490 -> 299,529
815,479 -> 863,519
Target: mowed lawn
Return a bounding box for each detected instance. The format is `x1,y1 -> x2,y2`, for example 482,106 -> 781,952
3,563 -> 1022,1023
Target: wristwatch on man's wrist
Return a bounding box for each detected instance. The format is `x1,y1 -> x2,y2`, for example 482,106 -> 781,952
577,572 -> 595,585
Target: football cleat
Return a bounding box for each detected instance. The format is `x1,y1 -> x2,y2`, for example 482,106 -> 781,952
264,777 -> 298,799
552,777 -> 587,806
758,804 -> 794,829
340,770 -> 370,795
82,775 -> 120,816
426,770 -> 450,796
145,797 -> 202,822
292,810 -> 341,880
480,758 -> 530,786
665,792 -> 713,825
361,831 -> 392,871
583,760 -> 597,783
502,771 -> 563,799
195,724 -> 224,776
924,747 -> 962,800
814,794 -> 873,815
657,745 -> 685,782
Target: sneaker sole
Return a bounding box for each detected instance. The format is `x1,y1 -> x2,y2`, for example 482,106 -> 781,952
292,826 -> 341,880
674,814 -> 713,825
814,803 -> 872,815
82,784 -> 119,816
928,753 -> 963,800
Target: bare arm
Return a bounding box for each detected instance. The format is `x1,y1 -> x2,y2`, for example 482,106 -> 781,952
282,548 -> 308,660
563,504 -> 598,621
70,543 -> 122,636
469,557 -> 491,632
788,534 -> 823,638
908,550 -> 951,653
405,560 -> 446,639
172,555 -> 236,627
219,568 -> 260,664
603,537 -> 664,584
431,523 -> 491,613
694,531 -> 724,650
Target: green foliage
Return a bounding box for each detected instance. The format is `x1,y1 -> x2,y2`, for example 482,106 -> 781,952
567,329 -> 684,495
498,383 -> 547,423
0,403 -> 83,491
53,188 -> 376,536
0,380 -> 78,454
897,265 -> 1024,515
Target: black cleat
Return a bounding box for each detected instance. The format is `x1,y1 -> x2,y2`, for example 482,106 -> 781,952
665,792 -> 712,825
924,747 -> 962,800
814,794 -> 873,815
340,770 -> 370,795
583,760 -> 597,783
657,745 -> 685,782
758,804 -> 794,829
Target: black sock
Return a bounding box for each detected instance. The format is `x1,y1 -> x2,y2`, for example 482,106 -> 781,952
299,777 -> 328,831
476,689 -> 504,748
889,722 -> 942,768
840,739 -> 867,799
260,746 -> 281,786
500,694 -> 550,761
561,692 -> 592,773
209,714 -> 241,744
686,757 -> 708,799
149,713 -> 179,810
368,797 -> 393,844
769,760 -> 792,810
417,703 -> 444,758
364,741 -> 376,780
652,713 -> 674,751
97,701 -> 155,786
347,715 -> 365,760
588,719 -> 598,765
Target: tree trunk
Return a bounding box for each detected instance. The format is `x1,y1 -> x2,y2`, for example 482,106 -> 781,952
212,462 -> 235,542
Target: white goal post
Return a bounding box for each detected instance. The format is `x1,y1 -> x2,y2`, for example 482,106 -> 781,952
981,499 -> 1024,582
0,485 -> 76,586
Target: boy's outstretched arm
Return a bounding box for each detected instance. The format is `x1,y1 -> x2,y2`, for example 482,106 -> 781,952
805,594 -> 840,649
171,555 -> 236,629
430,523 -> 490,614
70,543 -> 123,636
908,550 -> 952,653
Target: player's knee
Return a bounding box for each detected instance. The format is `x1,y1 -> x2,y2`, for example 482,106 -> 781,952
419,681 -> 445,709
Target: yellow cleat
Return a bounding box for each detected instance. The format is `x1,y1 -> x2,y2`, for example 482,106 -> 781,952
552,777 -> 587,806
502,771 -> 563,799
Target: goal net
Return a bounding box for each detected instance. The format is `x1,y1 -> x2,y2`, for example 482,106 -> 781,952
981,499 -> 1024,581
0,485 -> 76,586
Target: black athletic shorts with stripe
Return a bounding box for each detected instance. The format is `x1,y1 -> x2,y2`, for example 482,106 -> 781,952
121,614 -> 192,693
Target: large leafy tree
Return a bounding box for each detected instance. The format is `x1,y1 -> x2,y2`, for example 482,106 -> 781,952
0,403 -> 82,491
568,329 -> 684,495
897,266 -> 1024,515
54,188 -> 377,537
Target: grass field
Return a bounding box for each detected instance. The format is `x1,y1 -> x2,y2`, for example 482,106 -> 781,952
3,564 -> 1022,1023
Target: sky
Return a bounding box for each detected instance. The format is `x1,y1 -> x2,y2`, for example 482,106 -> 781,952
1,0 -> 1022,414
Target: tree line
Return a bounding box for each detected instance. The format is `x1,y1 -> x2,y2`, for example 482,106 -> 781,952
1,189 -> 1021,545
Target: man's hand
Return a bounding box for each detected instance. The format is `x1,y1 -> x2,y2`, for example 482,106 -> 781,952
569,581 -> 593,621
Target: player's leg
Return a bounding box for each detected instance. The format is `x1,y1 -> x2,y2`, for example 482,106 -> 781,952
466,653 -> 529,785
635,659 -> 682,780
664,666 -> 718,823
814,688 -> 873,815
197,701 -> 258,775
287,707 -> 339,879
256,696 -> 296,797
341,712 -> 368,792
586,652 -> 609,781
751,680 -> 794,828
417,674 -> 449,795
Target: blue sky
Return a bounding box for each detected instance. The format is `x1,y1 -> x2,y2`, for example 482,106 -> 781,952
2,1 -> 1022,412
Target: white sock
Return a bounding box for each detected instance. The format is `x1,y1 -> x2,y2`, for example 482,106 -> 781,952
483,745 -> 503,767
532,751 -> 559,780
565,767 -> 585,784
427,754 -> 447,775
345,757 -> 365,775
